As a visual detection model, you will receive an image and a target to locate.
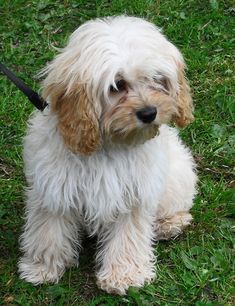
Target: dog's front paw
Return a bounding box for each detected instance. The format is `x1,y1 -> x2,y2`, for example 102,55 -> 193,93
96,266 -> 155,295
18,257 -> 65,285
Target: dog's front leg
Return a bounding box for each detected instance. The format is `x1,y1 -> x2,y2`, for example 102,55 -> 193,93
96,207 -> 155,295
19,205 -> 80,285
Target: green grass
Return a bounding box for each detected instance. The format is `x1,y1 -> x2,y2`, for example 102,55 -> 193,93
0,0 -> 234,305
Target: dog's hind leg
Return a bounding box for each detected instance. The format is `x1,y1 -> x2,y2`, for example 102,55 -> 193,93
154,137 -> 197,240
154,211 -> 193,240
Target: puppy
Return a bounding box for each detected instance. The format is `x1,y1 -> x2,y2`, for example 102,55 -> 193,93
19,16 -> 197,295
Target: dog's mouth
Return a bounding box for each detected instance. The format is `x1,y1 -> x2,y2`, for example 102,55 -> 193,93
104,122 -> 160,146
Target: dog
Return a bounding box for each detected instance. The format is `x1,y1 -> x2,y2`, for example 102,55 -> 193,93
19,16 -> 197,295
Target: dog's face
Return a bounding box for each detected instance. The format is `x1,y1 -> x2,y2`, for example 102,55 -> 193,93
42,16 -> 194,154
102,74 -> 176,146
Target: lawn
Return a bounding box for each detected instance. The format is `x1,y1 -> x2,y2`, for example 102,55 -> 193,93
0,0 -> 234,305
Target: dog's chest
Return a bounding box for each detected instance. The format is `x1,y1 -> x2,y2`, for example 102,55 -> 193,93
75,141 -> 168,225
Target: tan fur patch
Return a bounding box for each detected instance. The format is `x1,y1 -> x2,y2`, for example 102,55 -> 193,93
44,83 -> 101,155
173,66 -> 194,127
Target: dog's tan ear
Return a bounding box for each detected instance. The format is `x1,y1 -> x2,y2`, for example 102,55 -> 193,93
173,64 -> 194,127
44,83 -> 101,155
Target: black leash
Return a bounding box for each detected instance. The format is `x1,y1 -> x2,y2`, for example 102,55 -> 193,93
0,63 -> 48,111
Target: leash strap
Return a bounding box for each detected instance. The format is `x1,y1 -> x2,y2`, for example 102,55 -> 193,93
0,63 -> 48,111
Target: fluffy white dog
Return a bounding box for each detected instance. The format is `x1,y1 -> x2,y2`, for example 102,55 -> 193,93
19,16 -> 197,295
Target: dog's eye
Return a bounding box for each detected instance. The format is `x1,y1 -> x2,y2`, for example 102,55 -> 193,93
110,80 -> 126,93
153,76 -> 169,91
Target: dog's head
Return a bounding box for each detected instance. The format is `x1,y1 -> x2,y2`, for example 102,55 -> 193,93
42,16 -> 194,154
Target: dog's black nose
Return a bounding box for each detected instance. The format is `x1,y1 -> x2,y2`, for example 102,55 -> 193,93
136,106 -> 157,123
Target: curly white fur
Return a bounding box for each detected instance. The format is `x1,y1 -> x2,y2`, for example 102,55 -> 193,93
19,16 -> 197,295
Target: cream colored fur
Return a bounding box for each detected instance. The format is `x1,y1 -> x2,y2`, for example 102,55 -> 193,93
19,16 -> 197,295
